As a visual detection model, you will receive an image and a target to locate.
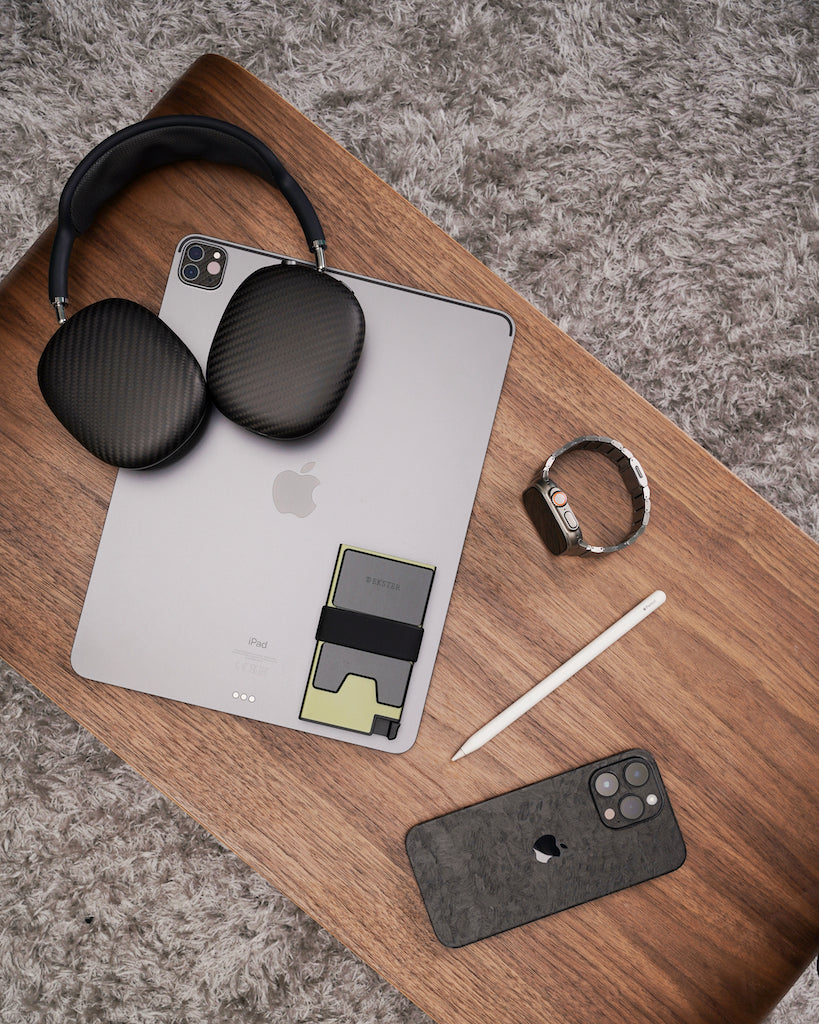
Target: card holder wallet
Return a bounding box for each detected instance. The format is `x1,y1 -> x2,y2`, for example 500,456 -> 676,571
300,545 -> 435,738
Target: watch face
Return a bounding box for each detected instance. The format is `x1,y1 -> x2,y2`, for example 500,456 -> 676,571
523,480 -> 572,555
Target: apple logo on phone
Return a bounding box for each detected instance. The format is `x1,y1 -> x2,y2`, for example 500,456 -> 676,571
272,462 -> 320,518
533,834 -> 568,864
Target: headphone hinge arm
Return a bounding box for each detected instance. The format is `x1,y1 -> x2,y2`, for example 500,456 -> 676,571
311,240 -> 327,273
52,297 -> 68,324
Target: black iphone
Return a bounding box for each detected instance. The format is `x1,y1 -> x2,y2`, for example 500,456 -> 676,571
405,749 -> 686,947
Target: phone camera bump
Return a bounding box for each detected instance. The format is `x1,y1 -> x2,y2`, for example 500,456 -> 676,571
591,755 -> 665,829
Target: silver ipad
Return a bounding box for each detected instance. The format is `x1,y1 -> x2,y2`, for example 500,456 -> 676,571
71,236 -> 514,752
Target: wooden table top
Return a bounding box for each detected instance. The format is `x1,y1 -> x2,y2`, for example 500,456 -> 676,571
1,54 -> 816,1024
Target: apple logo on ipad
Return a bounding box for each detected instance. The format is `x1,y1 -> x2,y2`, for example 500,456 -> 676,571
533,834 -> 568,864
272,462 -> 320,518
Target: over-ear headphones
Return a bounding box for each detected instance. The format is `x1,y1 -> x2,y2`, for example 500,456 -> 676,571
38,115 -> 365,469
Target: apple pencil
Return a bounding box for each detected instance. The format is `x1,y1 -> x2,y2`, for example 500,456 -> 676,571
451,590 -> 666,761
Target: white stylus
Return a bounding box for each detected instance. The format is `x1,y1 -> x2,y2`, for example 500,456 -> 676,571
451,590 -> 667,761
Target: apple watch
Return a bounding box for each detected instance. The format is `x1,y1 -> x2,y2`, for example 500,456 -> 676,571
523,436 -> 650,556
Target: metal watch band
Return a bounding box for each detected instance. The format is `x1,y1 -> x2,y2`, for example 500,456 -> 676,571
540,436 -> 651,555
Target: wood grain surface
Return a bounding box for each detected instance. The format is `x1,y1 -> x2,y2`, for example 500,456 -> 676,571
1,54 -> 817,1024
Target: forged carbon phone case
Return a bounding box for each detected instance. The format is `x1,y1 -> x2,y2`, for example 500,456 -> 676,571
405,749 -> 686,947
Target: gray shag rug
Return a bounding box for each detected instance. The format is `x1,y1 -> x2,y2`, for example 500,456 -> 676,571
1,1 -> 817,1021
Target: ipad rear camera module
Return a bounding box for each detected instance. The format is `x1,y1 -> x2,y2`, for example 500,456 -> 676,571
179,240 -> 227,289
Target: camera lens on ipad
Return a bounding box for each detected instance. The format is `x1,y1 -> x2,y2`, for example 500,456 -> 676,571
180,241 -> 227,289
619,795 -> 644,819
624,761 -> 649,786
594,772 -> 619,796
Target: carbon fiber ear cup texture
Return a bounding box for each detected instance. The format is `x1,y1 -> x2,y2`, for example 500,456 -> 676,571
38,298 -> 208,469
206,263 -> 365,439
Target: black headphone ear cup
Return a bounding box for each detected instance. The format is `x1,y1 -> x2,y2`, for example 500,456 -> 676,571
206,264 -> 365,439
38,298 -> 208,469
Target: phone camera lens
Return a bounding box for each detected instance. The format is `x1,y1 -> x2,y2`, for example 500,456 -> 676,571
187,244 -> 205,262
594,772 -> 619,797
619,795 -> 644,820
182,264 -> 200,281
624,761 -> 650,787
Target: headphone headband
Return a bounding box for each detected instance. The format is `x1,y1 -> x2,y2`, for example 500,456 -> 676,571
48,115 -> 326,317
